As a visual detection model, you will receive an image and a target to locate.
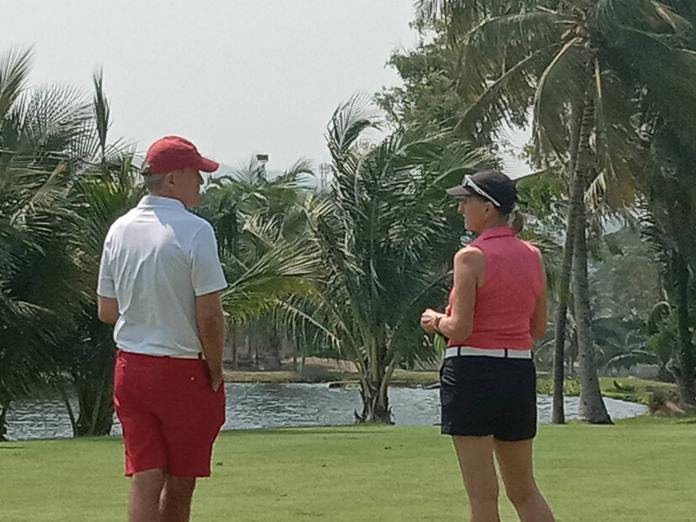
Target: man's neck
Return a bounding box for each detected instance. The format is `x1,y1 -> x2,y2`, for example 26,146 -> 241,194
148,192 -> 185,205
144,193 -> 188,209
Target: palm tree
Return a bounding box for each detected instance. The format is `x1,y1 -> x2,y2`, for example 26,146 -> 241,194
608,3 -> 696,407
0,48 -> 147,437
198,157 -> 314,369
51,70 -> 143,436
638,149 -> 696,406
282,96 -> 488,422
0,47 -> 94,436
417,0 -> 696,423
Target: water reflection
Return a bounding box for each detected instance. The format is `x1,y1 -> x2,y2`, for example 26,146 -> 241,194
5,383 -> 647,441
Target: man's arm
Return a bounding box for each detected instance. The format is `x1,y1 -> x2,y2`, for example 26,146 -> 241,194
97,296 -> 119,324
97,231 -> 119,325
195,291 -> 225,391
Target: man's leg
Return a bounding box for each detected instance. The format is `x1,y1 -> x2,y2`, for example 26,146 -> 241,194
157,359 -> 225,521
115,353 -> 170,522
159,475 -> 197,522
128,468 -> 166,522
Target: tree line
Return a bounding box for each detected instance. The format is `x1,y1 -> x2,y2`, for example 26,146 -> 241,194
3,0 -> 696,437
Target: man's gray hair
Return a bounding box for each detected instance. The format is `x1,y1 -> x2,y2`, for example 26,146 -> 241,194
143,173 -> 164,192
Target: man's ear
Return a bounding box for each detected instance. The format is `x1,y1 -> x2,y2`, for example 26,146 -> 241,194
162,171 -> 176,187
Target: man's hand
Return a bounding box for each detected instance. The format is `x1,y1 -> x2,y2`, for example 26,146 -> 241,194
195,291 -> 225,391
420,308 -> 442,334
208,367 -> 224,392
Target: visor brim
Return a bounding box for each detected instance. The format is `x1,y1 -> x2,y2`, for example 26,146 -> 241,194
446,185 -> 474,197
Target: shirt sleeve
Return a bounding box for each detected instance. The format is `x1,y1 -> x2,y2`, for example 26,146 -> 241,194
96,235 -> 116,298
190,222 -> 228,296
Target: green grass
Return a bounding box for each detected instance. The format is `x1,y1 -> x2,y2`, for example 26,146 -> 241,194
226,367 -> 673,406
223,365 -> 354,384
222,367 -> 440,385
2,417 -> 695,521
599,377 -> 677,405
536,376 -> 677,405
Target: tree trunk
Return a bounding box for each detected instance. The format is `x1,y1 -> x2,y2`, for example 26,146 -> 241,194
74,350 -> 115,436
551,87 -> 584,425
244,331 -> 251,368
0,402 -> 9,441
672,253 -> 696,407
572,95 -> 612,424
230,323 -> 238,370
57,383 -> 77,436
254,329 -> 260,370
355,339 -> 392,423
552,240 -> 572,424
568,329 -> 578,376
292,332 -> 299,372
355,374 -> 392,423
266,325 -> 282,370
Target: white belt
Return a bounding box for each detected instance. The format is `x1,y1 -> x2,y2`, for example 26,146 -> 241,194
117,348 -> 204,360
444,346 -> 532,360
168,352 -> 205,360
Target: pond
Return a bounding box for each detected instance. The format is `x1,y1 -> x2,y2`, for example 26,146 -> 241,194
5,383 -> 647,440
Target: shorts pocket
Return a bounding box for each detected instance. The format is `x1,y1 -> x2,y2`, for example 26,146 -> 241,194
186,363 -> 217,393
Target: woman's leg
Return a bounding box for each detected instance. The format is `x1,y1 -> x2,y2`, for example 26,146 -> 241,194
452,435 -> 501,522
494,438 -> 555,522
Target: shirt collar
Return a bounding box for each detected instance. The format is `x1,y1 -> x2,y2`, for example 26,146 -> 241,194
476,225 -> 514,241
138,195 -> 186,210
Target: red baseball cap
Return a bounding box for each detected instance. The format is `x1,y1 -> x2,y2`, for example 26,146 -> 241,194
143,136 -> 219,175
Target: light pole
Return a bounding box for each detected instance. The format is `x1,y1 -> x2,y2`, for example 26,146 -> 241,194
256,153 -> 269,180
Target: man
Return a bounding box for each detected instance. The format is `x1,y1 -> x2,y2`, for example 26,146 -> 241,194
97,136 -> 227,522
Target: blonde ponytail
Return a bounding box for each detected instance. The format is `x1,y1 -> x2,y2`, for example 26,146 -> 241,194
509,208 -> 524,235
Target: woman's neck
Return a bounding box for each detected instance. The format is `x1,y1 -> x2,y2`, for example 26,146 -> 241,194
479,218 -> 509,233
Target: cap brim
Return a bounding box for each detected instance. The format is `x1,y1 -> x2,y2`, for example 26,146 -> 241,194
446,185 -> 473,197
198,157 -> 220,172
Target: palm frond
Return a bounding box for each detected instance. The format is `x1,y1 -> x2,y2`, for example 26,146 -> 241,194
92,69 -> 111,165
531,37 -> 586,160
0,47 -> 31,122
326,94 -> 381,171
222,238 -> 319,323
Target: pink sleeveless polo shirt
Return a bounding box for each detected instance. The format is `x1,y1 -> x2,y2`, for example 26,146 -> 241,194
446,226 -> 543,350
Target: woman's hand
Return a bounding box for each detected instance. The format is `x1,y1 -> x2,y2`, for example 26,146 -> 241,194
420,308 -> 443,334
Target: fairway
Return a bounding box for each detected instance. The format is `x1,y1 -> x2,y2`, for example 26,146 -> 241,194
2,417 -> 694,521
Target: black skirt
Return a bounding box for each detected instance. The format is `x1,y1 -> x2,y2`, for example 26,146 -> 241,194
439,355 -> 537,441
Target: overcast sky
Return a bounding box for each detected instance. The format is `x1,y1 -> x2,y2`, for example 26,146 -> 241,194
2,0 -> 423,171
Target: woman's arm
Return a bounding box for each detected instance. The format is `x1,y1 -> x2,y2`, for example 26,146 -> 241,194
434,247 -> 484,340
530,249 -> 548,339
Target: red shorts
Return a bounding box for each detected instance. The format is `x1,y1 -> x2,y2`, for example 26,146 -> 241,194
113,349 -> 225,477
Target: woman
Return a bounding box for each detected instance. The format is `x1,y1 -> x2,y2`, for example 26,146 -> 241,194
420,169 -> 554,522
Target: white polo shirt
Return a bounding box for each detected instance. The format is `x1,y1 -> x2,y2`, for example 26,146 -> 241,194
97,195 -> 227,356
